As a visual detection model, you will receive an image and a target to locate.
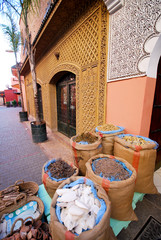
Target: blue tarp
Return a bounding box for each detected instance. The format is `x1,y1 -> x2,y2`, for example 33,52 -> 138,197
95,125 -> 124,134
78,141 -> 89,145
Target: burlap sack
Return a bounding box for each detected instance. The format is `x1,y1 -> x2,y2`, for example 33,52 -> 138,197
50,176 -> 117,240
95,125 -> 124,155
70,133 -> 102,175
42,160 -> 79,198
86,154 -> 137,221
114,135 -> 159,194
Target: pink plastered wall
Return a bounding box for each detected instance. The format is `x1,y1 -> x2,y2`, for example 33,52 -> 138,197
106,76 -> 156,137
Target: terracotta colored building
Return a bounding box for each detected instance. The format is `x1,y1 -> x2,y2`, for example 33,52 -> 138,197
11,65 -> 27,110
0,91 -> 5,105
4,88 -> 18,103
11,65 -> 20,90
20,0 -> 161,157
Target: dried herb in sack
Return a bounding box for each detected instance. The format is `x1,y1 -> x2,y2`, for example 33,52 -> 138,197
42,159 -> 78,198
114,134 -> 159,193
86,154 -> 137,221
47,158 -> 75,179
75,132 -> 98,144
92,157 -> 132,181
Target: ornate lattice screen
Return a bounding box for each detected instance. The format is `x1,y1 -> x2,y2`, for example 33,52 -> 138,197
25,0 -> 108,134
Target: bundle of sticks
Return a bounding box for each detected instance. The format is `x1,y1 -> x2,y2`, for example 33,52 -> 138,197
0,185 -> 33,211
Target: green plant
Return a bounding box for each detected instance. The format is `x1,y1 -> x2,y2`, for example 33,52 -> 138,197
6,101 -> 10,107
18,100 -> 21,106
0,2 -> 26,112
12,99 -> 17,107
0,0 -> 41,123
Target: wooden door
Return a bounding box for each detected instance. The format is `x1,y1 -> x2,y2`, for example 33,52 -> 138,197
149,56 -> 161,166
57,73 -> 76,137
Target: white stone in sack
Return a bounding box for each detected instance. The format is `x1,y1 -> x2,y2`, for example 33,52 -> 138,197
60,208 -> 68,222
75,199 -> 89,210
72,212 -> 90,234
82,194 -> 95,208
86,213 -> 96,229
77,214 -> 89,230
64,213 -> 77,231
79,195 -> 89,207
90,204 -> 100,215
83,186 -> 91,195
57,202 -> 68,207
71,184 -> 80,191
94,198 -> 101,208
74,224 -> 83,235
79,184 -> 84,191
68,205 -> 86,216
56,188 -> 71,196
68,213 -> 81,221
56,183 -> 101,234
88,195 -> 95,206
66,201 -> 75,209
77,187 -> 84,197
57,191 -> 77,202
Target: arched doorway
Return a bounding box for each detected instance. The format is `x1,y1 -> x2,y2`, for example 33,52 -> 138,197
57,73 -> 76,137
149,56 -> 161,167
37,83 -> 43,120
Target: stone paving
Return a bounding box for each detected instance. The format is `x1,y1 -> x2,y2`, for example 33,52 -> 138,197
26,122 -> 75,163
0,106 -> 74,190
0,106 -> 48,189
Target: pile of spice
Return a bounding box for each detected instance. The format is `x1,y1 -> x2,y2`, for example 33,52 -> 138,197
96,124 -> 119,132
47,159 -> 75,179
92,157 -> 132,181
122,135 -> 151,146
75,133 -> 98,144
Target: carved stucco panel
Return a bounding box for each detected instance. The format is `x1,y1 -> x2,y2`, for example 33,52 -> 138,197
41,83 -> 50,125
26,82 -> 35,117
98,3 -> 108,125
108,0 -> 161,81
80,65 -> 98,133
27,1 -> 108,133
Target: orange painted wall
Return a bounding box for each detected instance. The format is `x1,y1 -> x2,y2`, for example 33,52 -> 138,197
10,68 -> 27,111
106,76 -> 156,137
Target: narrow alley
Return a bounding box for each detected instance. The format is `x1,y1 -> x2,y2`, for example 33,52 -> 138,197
0,106 -> 74,190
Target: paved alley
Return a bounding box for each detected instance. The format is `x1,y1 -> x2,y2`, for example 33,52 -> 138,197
0,106 -> 49,190
0,106 -> 75,191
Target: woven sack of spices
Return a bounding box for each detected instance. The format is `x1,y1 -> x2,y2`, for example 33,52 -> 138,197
42,158 -> 79,198
95,124 -> 124,155
86,154 -> 137,221
50,176 -> 117,240
114,134 -> 159,194
70,132 -> 102,175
